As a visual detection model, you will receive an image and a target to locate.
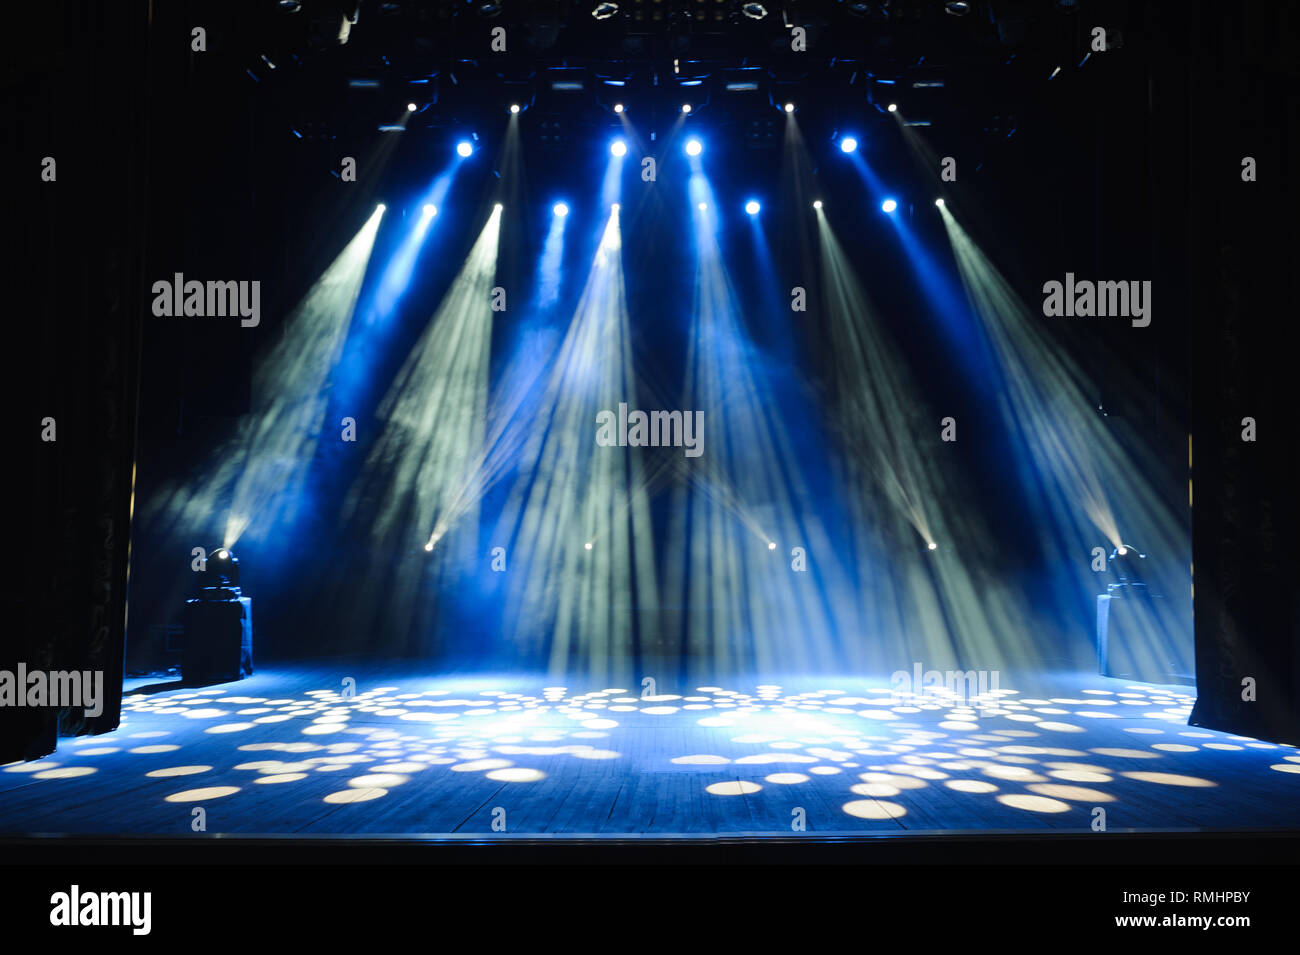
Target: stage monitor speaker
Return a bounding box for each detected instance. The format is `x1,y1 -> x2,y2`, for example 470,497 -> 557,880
182,594 -> 254,687
1096,591 -> 1190,685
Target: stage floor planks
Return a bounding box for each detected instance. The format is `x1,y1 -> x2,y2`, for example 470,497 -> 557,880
2,665 -> 1298,837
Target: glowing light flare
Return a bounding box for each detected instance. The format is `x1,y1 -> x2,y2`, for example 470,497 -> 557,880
341,206 -> 504,638
495,204 -> 657,681
193,206 -> 385,549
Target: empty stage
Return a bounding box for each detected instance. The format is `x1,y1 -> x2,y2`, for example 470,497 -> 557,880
2,665 -> 1297,837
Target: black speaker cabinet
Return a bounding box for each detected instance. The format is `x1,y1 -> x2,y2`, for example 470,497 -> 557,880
182,594 -> 254,686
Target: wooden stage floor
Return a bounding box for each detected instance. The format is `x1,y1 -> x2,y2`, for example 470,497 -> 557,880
3,665 -> 1298,837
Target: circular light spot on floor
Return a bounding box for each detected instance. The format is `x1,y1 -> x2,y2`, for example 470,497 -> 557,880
255,773 -> 308,784
705,780 -> 761,796
570,749 -> 620,760
981,765 -> 1047,782
734,753 -> 817,765
486,768 -> 545,782
765,772 -> 809,785
945,779 -> 999,793
671,754 -> 730,765
1028,784 -> 1115,802
129,745 -> 180,754
1034,721 -> 1085,733
324,787 -> 386,804
1048,769 -> 1112,783
581,719 -> 618,729
996,793 -> 1071,813
147,765 -> 212,778
346,773 -> 409,788
809,765 -> 842,775
1120,771 -> 1217,787
939,721 -> 980,732
33,767 -> 96,779
165,786 -> 239,802
74,747 -> 120,755
851,782 -> 900,797
302,723 -> 345,735
1268,763 -> 1300,774
1091,748 -> 1161,759
205,723 -> 257,734
842,799 -> 907,819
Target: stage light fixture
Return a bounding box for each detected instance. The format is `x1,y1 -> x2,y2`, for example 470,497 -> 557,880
697,202 -> 707,211
376,203 -> 386,213
935,198 -> 945,207
423,204 -> 437,216
887,103 -> 898,112
813,199 -> 823,209
614,103 -> 625,113
592,2 -> 619,19
610,138 -> 628,157
1108,545 -> 1149,589
456,141 -> 473,157
742,2 -> 768,19
840,136 -> 858,153
198,547 -> 240,590
881,198 -> 897,213
767,541 -> 777,551
681,103 -> 692,114
494,202 -> 503,211
685,138 -> 703,156
928,541 -> 938,550
945,1 -> 971,14
611,203 -> 620,211
783,102 -> 795,113
554,202 -> 569,217
509,103 -> 520,114
407,102 -> 417,112
745,200 -> 760,215
585,541 -> 594,550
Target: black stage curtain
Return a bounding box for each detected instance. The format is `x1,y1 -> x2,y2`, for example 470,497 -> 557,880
1187,4 -> 1300,744
1,2 -> 146,763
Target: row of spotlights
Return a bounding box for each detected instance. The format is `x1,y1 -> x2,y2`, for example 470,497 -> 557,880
447,132 -> 916,162
376,197 -> 942,217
